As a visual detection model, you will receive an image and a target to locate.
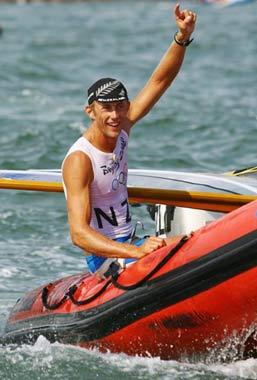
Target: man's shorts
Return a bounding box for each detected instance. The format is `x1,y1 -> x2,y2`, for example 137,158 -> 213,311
86,235 -> 146,277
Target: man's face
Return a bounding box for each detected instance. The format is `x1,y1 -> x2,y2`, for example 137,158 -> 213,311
86,100 -> 129,139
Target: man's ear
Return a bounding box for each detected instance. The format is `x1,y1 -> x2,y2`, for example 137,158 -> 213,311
84,104 -> 95,120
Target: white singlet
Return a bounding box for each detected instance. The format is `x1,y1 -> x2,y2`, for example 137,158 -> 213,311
62,129 -> 133,240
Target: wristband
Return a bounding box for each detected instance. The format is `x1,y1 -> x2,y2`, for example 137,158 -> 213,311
174,32 -> 194,47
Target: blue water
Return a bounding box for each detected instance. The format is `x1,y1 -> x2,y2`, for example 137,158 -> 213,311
0,0 -> 257,379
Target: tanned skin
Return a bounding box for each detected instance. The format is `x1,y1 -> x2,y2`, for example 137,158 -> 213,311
63,4 -> 197,260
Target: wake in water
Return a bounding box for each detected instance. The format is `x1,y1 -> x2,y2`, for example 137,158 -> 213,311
1,335 -> 257,380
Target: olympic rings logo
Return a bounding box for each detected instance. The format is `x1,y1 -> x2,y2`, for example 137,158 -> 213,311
112,171 -> 127,191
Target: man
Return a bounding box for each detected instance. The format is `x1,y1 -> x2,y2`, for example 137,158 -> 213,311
62,4 -> 197,278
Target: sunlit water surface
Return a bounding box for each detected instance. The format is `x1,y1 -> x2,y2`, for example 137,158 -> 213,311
0,0 -> 257,379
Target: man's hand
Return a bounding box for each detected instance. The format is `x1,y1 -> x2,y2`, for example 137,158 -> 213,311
174,3 -> 197,41
136,236 -> 167,258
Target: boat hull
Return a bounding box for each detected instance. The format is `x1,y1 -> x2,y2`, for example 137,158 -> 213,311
3,200 -> 257,359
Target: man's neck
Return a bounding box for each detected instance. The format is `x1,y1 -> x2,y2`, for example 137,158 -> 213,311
83,125 -> 118,153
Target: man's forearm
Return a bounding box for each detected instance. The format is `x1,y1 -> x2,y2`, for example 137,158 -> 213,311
71,224 -> 141,259
150,38 -> 188,88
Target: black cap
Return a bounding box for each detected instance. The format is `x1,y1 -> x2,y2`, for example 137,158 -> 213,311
87,78 -> 129,105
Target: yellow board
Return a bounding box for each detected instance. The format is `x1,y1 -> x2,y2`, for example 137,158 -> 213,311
0,178 -> 62,193
0,177 -> 256,213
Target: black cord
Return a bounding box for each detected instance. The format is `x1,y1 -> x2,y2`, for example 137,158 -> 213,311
111,235 -> 189,291
42,279 -> 112,309
67,280 -> 111,306
42,284 -> 68,310
42,235 -> 189,309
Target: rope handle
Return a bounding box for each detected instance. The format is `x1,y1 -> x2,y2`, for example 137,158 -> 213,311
42,235 -> 190,309
42,283 -> 68,310
111,235 -> 189,291
42,279 -> 111,310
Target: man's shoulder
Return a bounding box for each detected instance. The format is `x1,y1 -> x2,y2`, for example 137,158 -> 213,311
62,151 -> 93,187
62,135 -> 93,173
63,136 -> 92,164
64,150 -> 92,168
67,136 -> 86,151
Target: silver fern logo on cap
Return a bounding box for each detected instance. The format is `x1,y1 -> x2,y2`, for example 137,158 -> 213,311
96,81 -> 120,97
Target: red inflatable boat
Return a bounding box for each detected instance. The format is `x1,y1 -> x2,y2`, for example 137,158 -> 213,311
2,200 -> 257,360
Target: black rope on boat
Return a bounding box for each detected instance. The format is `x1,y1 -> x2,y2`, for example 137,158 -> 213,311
67,279 -> 111,306
110,235 -> 189,291
42,235 -> 189,309
42,283 -> 69,310
42,279 -> 112,309
67,236 -> 188,304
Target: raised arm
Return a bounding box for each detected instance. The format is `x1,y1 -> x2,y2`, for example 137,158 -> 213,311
128,3 -> 197,124
63,152 -> 165,259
